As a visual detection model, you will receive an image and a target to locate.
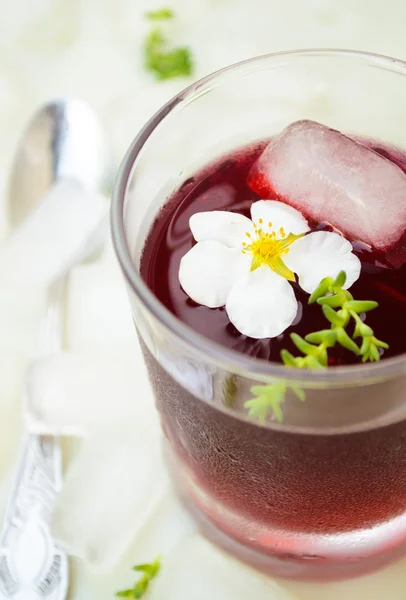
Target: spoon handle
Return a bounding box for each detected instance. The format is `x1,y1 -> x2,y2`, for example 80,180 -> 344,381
0,277 -> 69,599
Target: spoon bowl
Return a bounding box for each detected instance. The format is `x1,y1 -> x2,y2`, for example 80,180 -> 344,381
8,98 -> 111,227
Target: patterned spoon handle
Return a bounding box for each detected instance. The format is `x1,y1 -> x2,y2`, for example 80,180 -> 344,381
0,277 -> 69,599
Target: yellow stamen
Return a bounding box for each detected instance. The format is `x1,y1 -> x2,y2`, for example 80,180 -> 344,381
244,225 -> 305,279
268,221 -> 272,228
246,232 -> 251,238
259,218 -> 263,224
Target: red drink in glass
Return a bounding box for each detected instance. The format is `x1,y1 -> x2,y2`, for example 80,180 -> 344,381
112,50 -> 406,580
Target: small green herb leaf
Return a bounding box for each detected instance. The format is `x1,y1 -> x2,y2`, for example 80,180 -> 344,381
305,355 -> 325,369
116,557 -> 161,599
291,385 -> 306,402
344,300 -> 378,313
133,558 -> 161,576
246,383 -> 287,423
370,344 -> 381,362
333,270 -> 347,288
336,327 -> 360,355
290,333 -> 319,356
116,591 -> 135,598
305,329 -> 336,347
317,294 -> 344,308
281,349 -> 298,367
308,276 -> 333,304
372,336 -> 389,349
322,304 -> 346,327
146,7 -> 174,20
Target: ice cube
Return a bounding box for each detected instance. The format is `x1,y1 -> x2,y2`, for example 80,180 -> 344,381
248,120 -> 406,253
149,534 -> 298,600
25,352 -> 158,437
67,248 -> 137,352
0,180 -> 107,287
51,424 -> 168,570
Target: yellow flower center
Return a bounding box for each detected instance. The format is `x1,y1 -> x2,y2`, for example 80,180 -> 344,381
242,222 -> 304,281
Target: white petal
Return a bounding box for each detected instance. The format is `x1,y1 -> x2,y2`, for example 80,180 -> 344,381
250,200 -> 310,235
190,211 -> 253,248
226,266 -> 297,339
179,241 -> 251,308
284,231 -> 361,294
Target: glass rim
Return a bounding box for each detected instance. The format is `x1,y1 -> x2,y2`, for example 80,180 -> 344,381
111,48 -> 406,385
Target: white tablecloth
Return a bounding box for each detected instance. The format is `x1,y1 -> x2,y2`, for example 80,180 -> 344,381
1,0 -> 406,598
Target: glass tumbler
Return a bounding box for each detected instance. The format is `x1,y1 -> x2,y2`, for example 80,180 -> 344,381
112,50 -> 406,581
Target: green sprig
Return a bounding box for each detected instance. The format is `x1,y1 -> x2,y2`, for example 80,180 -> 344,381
116,557 -> 161,599
282,271 -> 388,368
306,271 -> 389,362
144,9 -> 193,80
245,382 -> 286,423
245,381 -> 305,423
245,270 -> 389,422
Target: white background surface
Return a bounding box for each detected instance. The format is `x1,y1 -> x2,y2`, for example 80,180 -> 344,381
1,0 -> 406,598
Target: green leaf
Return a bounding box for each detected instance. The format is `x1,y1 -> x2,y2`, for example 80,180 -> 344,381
281,349 -> 298,367
372,336 -> 389,350
333,270 -> 347,288
358,322 -> 373,338
360,336 -> 371,356
116,590 -> 134,598
246,383 -> 286,423
308,277 -> 333,304
305,329 -> 336,347
317,346 -> 328,366
304,355 -> 325,369
133,558 -> 161,576
146,7 -> 175,20
322,305 -> 346,327
317,294 -> 343,308
290,333 -> 318,356
272,386 -> 286,422
344,300 -> 378,313
144,28 -> 193,81
369,344 -> 381,362
291,385 -> 306,402
117,557 -> 161,599
337,308 -> 351,328
133,577 -> 149,599
336,327 -> 360,355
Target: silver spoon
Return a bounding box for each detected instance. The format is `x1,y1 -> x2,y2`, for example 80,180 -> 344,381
0,98 -> 110,599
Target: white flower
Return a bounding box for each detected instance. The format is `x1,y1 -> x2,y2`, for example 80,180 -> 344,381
179,200 -> 361,339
